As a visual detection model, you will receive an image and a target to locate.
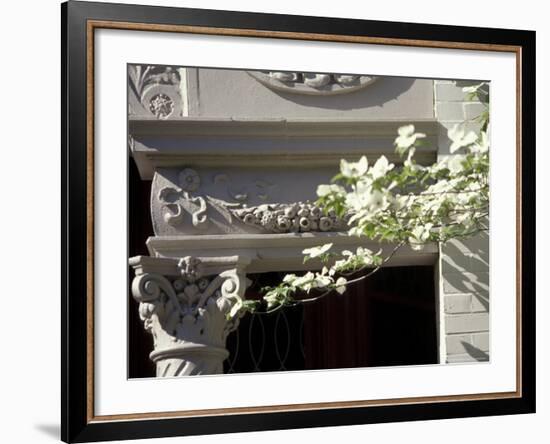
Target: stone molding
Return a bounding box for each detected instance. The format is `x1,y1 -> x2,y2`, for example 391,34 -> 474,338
129,118 -> 439,179
145,234 -> 438,273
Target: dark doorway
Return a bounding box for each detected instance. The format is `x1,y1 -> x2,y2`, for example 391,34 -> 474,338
224,267 -> 438,374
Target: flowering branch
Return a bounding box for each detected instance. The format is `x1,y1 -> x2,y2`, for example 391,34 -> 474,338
237,83 -> 490,316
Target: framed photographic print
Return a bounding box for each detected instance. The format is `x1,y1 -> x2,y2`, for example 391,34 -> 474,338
62,0 -> 536,442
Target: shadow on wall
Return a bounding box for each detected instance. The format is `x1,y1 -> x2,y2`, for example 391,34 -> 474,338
461,342 -> 489,361
455,80 -> 490,104
272,77 -> 417,111
441,230 -> 490,362
442,231 -> 489,309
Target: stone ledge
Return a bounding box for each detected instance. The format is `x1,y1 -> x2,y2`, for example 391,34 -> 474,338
146,234 -> 438,273
130,118 -> 439,179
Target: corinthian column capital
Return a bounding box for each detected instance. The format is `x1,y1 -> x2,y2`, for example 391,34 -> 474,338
129,255 -> 250,376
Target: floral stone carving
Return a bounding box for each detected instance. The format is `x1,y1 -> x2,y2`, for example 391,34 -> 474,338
131,256 -> 250,376
248,71 -> 377,95
128,65 -> 183,119
153,168 -> 350,235
231,202 -> 348,233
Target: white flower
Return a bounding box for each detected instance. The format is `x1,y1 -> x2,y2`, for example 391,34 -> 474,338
293,272 -> 316,291
471,130 -> 489,154
340,156 -> 368,178
448,124 -> 478,153
356,246 -> 375,264
314,274 -> 332,288
447,155 -> 466,174
345,191 -> 367,212
264,292 -> 281,309
356,246 -> 373,256
370,155 -> 394,179
395,125 -> 426,152
348,208 -> 372,225
302,243 -> 333,258
454,212 -> 470,224
408,223 -> 434,251
283,274 -> 297,284
403,147 -> 424,172
317,183 -> 345,197
364,189 -> 389,212
228,297 -> 243,318
404,147 -> 415,167
335,277 -> 348,294
333,258 -> 347,270
425,179 -> 450,194
392,194 -> 411,211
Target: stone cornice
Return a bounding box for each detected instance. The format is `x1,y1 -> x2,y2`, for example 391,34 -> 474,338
130,118 -> 439,179
129,117 -> 439,137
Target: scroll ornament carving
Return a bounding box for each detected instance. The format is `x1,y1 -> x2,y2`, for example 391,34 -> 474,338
128,65 -> 182,119
131,257 -> 250,376
158,168 -> 209,229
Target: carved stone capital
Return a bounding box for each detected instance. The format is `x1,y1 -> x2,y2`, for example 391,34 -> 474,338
130,256 -> 251,376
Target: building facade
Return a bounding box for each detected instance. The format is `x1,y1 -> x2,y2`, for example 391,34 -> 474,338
128,65 -> 489,377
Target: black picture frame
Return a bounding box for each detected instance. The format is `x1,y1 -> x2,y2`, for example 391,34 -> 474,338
62,1 -> 536,442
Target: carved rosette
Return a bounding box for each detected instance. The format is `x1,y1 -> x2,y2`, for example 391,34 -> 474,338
131,257 -> 250,376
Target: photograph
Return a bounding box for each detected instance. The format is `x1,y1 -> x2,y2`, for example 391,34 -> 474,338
59,2 -> 535,440
127,65 -> 490,378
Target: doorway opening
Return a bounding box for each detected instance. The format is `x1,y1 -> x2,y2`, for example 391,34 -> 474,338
225,265 -> 438,374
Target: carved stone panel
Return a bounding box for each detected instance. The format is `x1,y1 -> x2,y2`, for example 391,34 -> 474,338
150,166 -> 350,236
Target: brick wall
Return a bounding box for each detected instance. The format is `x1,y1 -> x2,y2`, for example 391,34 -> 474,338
434,80 -> 490,363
